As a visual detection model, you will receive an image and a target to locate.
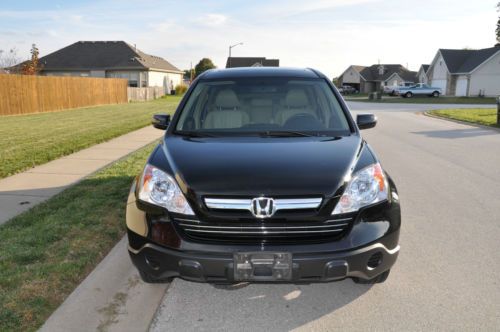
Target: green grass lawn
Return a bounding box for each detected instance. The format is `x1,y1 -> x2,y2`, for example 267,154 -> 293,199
0,96 -> 181,179
0,142 -> 156,332
345,96 -> 497,104
428,108 -> 499,128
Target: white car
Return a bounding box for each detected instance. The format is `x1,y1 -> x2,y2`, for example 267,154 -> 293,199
383,85 -> 402,96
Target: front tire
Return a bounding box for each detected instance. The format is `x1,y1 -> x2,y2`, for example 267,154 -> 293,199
352,269 -> 391,284
405,92 -> 413,98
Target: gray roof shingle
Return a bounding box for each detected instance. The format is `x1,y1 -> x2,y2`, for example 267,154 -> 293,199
440,46 -> 500,73
226,57 -> 279,68
38,41 -> 182,72
358,64 -> 417,82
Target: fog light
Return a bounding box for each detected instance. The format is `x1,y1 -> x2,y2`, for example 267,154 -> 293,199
145,255 -> 161,270
367,252 -> 383,269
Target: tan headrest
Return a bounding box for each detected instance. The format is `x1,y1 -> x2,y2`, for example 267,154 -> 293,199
215,89 -> 240,108
285,88 -> 309,108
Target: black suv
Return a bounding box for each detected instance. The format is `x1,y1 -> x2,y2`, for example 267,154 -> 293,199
126,67 -> 400,284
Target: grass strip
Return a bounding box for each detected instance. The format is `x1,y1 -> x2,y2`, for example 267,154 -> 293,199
428,108 -> 499,128
0,142 -> 156,331
0,96 -> 180,179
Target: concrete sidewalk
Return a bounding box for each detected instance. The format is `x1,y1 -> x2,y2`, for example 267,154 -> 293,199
0,125 -> 163,225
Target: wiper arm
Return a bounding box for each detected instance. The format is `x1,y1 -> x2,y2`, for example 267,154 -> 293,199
258,130 -> 316,137
175,131 -> 218,137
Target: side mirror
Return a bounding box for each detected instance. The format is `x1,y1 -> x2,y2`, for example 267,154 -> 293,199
152,114 -> 171,130
356,113 -> 377,130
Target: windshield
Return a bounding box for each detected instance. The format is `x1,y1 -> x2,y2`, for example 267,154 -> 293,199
174,78 -> 351,136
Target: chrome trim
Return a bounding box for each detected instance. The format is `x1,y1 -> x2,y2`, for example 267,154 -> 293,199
174,217 -> 200,223
178,223 -> 348,230
184,228 -> 344,234
204,198 -> 252,210
324,218 -> 353,223
204,197 -> 322,213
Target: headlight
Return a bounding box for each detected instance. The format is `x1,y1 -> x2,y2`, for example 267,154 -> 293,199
138,164 -> 194,215
332,163 -> 388,215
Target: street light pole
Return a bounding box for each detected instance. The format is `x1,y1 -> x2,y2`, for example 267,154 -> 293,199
228,42 -> 243,68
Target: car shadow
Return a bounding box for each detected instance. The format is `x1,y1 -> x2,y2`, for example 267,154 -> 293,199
411,127 -> 498,139
157,278 -> 372,331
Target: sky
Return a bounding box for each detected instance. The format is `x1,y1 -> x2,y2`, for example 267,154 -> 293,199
0,0 -> 498,78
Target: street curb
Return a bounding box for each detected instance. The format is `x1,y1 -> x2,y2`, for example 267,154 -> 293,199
40,237 -> 170,332
423,111 -> 500,133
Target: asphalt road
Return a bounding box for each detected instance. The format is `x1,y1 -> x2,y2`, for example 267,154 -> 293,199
150,102 -> 500,331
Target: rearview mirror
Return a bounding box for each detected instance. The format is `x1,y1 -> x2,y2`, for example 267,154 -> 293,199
152,114 -> 171,130
356,114 -> 377,130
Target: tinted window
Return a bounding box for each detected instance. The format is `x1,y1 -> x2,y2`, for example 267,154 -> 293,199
175,78 -> 350,136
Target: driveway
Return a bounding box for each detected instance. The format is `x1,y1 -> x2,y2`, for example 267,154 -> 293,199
150,102 -> 500,331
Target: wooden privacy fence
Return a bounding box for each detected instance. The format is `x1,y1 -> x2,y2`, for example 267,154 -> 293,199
0,74 -> 128,116
127,86 -> 166,102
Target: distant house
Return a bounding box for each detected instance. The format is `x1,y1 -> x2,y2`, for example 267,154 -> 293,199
426,46 -> 500,96
226,57 -> 279,68
338,64 -> 417,93
417,64 -> 430,84
33,41 -> 184,92
0,68 -> 8,74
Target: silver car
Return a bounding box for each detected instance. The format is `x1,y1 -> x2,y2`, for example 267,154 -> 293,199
398,83 -> 442,98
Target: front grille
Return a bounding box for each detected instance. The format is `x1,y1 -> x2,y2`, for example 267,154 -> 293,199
173,215 -> 354,244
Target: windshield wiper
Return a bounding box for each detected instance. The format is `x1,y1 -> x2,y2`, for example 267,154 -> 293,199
175,131 -> 218,138
258,130 -> 317,137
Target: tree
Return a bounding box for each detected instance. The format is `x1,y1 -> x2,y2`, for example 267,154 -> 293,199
183,69 -> 195,81
496,2 -> 500,46
0,48 -> 21,71
194,58 -> 216,77
21,44 -> 42,75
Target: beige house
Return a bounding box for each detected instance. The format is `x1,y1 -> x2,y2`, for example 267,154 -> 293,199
37,41 -> 184,93
338,64 -> 417,93
426,46 -> 500,96
417,65 -> 429,84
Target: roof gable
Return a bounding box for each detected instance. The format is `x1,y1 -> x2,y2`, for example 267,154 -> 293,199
38,41 -> 181,72
439,46 -> 500,73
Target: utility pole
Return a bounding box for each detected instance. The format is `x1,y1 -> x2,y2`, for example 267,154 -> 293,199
228,42 -> 243,68
190,61 -> 193,83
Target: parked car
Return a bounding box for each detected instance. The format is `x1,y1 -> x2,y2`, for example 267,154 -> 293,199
383,85 -> 402,96
126,67 -> 401,284
398,83 -> 442,98
338,85 -> 358,95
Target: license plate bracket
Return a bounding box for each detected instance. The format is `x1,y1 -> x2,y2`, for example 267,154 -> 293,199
234,252 -> 292,281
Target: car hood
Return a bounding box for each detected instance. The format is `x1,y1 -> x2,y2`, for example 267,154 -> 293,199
161,135 -> 363,197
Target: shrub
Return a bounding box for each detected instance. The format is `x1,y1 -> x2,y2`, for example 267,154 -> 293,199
175,84 -> 188,95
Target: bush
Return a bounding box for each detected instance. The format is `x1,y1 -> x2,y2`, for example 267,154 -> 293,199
175,84 -> 188,95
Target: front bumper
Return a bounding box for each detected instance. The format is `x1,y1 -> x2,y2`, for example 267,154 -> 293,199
128,229 -> 400,283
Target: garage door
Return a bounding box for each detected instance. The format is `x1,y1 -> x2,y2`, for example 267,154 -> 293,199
455,78 -> 468,96
431,79 -> 447,95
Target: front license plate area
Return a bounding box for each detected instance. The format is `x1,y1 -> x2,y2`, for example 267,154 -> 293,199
234,252 -> 292,281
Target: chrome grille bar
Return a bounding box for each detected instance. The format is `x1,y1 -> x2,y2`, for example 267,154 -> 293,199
204,197 -> 322,212
183,228 -> 345,234
177,223 -> 349,230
